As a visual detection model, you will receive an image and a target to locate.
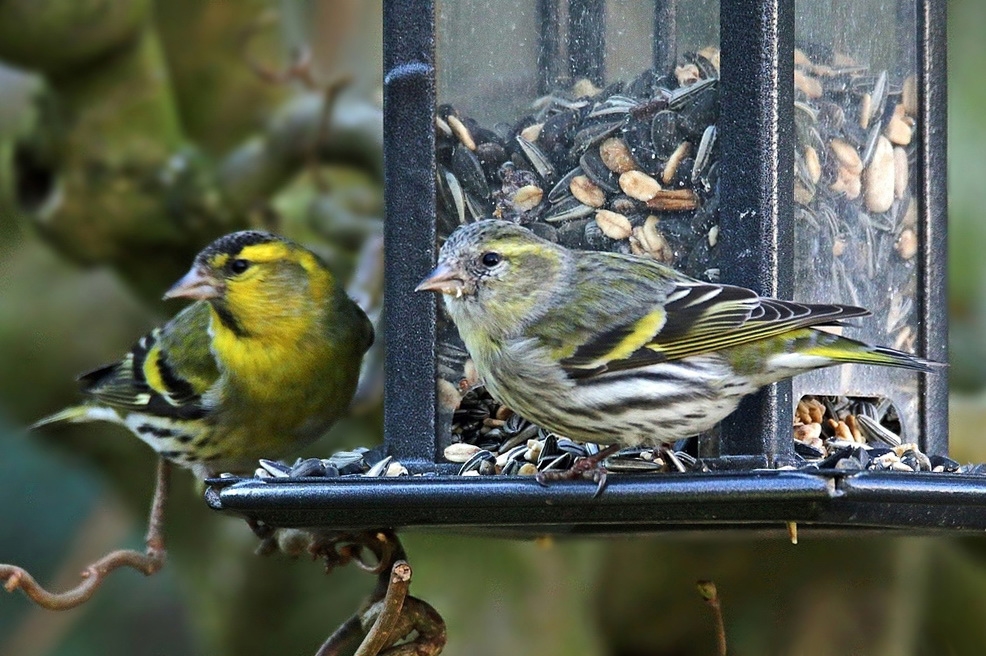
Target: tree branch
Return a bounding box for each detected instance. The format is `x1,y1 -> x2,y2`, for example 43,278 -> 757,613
0,459 -> 171,610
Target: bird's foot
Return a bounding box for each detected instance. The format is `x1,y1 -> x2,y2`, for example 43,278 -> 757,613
535,444 -> 621,497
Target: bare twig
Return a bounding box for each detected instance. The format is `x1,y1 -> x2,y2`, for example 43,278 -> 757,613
145,459 -> 170,554
355,561 -> 412,656
218,92 -> 383,212
0,499 -> 130,656
697,580 -> 727,656
0,459 -> 171,610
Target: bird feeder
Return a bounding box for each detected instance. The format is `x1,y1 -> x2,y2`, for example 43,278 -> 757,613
209,0 -> 986,536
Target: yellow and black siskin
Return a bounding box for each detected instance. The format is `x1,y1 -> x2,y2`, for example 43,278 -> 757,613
418,220 -> 935,451
34,231 -> 374,478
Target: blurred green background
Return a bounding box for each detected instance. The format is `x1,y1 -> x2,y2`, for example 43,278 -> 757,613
2,1 -> 986,655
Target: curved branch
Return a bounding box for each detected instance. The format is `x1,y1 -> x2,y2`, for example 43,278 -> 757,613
381,596 -> 448,656
0,459 -> 171,610
355,561 -> 412,656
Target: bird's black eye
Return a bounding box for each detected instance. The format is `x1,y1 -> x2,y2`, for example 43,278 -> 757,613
229,258 -> 250,275
481,252 -> 502,268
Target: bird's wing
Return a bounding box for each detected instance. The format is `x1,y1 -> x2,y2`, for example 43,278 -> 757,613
79,302 -> 219,420
559,278 -> 869,376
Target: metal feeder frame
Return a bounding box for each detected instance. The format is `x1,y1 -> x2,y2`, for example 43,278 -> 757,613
208,0 -> 986,537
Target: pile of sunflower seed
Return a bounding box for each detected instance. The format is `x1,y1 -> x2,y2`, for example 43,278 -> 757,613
436,47 -> 722,281
793,395 -> 970,474
792,46 -> 918,354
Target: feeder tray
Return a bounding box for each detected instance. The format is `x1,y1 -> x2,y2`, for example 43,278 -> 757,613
207,469 -> 986,538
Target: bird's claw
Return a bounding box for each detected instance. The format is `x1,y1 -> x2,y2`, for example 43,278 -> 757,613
534,444 -> 620,496
591,468 -> 608,498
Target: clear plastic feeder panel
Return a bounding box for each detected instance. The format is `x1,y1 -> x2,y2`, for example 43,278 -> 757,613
791,0 -> 923,446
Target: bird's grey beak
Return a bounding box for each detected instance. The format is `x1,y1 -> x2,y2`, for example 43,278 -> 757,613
163,265 -> 222,301
415,261 -> 467,297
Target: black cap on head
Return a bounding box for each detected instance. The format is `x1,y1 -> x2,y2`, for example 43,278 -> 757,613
196,231 -> 281,264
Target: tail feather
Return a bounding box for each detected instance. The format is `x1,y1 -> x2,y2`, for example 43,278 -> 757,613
848,345 -> 941,373
803,339 -> 941,373
30,405 -> 122,430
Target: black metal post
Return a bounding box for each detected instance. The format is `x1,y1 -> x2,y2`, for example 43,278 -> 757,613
716,0 -> 796,467
383,0 -> 440,471
917,0 -> 948,455
568,0 -> 605,85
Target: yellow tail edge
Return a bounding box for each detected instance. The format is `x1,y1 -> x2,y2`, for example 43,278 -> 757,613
30,405 -> 96,430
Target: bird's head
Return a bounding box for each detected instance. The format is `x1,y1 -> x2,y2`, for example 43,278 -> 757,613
164,230 -> 334,338
416,220 -> 567,338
